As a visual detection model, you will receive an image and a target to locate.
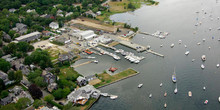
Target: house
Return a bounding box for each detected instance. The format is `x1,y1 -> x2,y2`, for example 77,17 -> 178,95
0,71 -> 10,85
12,23 -> 28,35
1,54 -> 16,63
96,11 -> 101,16
40,14 -> 52,19
9,8 -> 16,13
2,31 -> 12,41
49,22 -> 59,29
72,30 -> 97,40
0,94 -> 14,105
57,9 -> 63,14
85,10 -> 97,18
36,106 -> 60,110
67,85 -> 100,105
42,72 -> 56,84
26,9 -> 35,13
57,13 -> 64,17
19,64 -> 30,75
10,86 -> 23,96
76,76 -> 87,87
65,12 -> 73,17
47,83 -> 58,93
58,52 -> 76,63
42,31 -> 52,36
15,31 -> 41,42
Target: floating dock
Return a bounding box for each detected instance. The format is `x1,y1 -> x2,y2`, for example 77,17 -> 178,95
146,50 -> 164,57
119,40 -> 148,52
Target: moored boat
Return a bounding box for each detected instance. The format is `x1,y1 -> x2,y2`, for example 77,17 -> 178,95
160,83 -> 163,87
164,92 -> 167,97
201,64 -> 205,69
217,64 -> 220,68
149,94 -> 152,98
174,86 -> 178,94
188,91 -> 192,97
203,86 -> 206,90
204,100 -> 208,105
185,51 -> 190,55
201,55 -> 206,61
164,103 -> 167,108
218,97 -> 220,102
171,43 -> 174,48
138,84 -> 143,88
110,95 -> 118,100
172,68 -> 177,83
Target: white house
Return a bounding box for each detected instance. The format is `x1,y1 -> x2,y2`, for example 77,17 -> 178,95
72,30 -> 97,40
49,22 -> 59,29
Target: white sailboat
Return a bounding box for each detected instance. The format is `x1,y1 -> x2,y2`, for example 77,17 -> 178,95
149,94 -> 152,98
170,43 -> 174,48
185,51 -> 190,55
203,86 -> 206,90
218,97 -> 220,102
138,84 -> 143,88
188,91 -> 192,97
201,55 -> 206,61
164,92 -> 167,97
164,103 -> 167,108
201,64 -> 205,69
172,68 -> 177,83
160,83 -> 163,87
217,64 -> 220,68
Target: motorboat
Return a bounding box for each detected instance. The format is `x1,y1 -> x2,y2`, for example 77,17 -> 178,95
170,43 -> 174,48
174,84 -> 178,94
188,91 -> 192,97
209,28 -> 212,30
172,68 -> 177,83
185,51 -> 190,55
164,103 -> 167,108
217,64 -> 220,68
138,84 -> 143,88
160,44 -> 163,47
204,100 -> 208,105
178,40 -> 182,44
149,94 -> 152,98
208,47 -> 211,50
203,38 -> 206,42
93,60 -> 98,64
110,95 -> 118,100
192,59 -> 195,62
203,86 -> 206,90
218,97 -> 220,102
201,64 -> 205,69
201,55 -> 206,61
164,92 -> 167,97
184,45 -> 187,48
197,42 -> 201,45
218,38 -> 220,41
160,83 -> 163,87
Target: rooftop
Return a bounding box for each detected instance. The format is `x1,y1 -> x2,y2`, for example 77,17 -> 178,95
15,32 -> 41,41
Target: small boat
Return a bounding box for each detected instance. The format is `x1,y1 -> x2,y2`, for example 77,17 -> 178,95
218,97 -> 220,102
209,28 -> 212,30
160,44 -> 163,47
201,55 -> 206,61
178,40 -> 182,44
204,100 -> 208,105
188,91 -> 192,97
164,103 -> 167,108
110,95 -> 118,100
217,64 -> 220,68
203,39 -> 206,42
160,83 -> 163,87
192,59 -> 195,62
201,64 -> 205,69
93,60 -> 98,63
203,86 -> 206,90
149,94 -> 152,98
218,38 -> 220,41
208,47 -> 211,50
172,68 -> 177,83
184,45 -> 187,48
174,84 -> 178,94
185,51 -> 190,55
170,43 -> 174,48
164,92 -> 167,97
138,84 -> 143,88
197,42 -> 201,45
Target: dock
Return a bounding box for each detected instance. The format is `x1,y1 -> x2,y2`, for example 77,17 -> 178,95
146,50 -> 164,57
138,31 -> 168,39
71,61 -> 92,68
119,40 -> 148,52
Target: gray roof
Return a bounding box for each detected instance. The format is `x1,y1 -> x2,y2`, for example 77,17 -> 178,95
77,76 -> 86,82
15,31 -> 41,41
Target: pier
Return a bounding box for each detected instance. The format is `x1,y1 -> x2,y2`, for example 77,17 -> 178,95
146,50 -> 164,57
71,61 -> 92,68
138,31 -> 169,39
119,40 -> 148,52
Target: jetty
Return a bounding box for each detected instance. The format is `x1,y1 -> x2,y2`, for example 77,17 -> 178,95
138,31 -> 169,39
119,40 -> 148,52
146,50 -> 164,57
71,61 -> 92,68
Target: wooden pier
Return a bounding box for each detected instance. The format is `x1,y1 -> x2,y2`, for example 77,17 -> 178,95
146,50 -> 164,57
71,61 -> 92,68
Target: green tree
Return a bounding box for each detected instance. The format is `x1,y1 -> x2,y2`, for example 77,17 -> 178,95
34,76 -> 47,87
52,88 -> 63,100
14,70 -> 23,82
0,103 -> 17,110
0,58 -> 11,73
8,71 -> 15,81
27,69 -> 42,82
51,8 -> 57,16
1,90 -> 9,98
15,97 -> 31,109
8,30 -> 16,38
33,99 -> 46,108
0,79 -> 5,92
44,94 -> 54,102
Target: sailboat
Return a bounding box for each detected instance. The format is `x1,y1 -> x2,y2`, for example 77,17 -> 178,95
164,103 -> 167,108
164,92 -> 167,97
174,84 -> 178,94
172,68 -> 177,83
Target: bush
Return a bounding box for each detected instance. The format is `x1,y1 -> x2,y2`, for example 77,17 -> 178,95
1,90 -> 9,98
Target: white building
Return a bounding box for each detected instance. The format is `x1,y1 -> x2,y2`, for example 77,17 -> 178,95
49,22 -> 59,29
15,32 -> 41,42
72,30 -> 97,40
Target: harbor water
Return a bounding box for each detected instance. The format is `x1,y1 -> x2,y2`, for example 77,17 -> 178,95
75,0 -> 220,109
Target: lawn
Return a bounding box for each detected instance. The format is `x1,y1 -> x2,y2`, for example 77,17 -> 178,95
59,65 -> 80,80
94,68 -> 138,88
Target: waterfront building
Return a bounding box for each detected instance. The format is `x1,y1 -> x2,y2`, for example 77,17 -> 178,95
15,32 -> 41,42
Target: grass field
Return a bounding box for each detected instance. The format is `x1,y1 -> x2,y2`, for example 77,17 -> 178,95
71,98 -> 97,110
94,68 -> 138,88
59,65 -> 80,80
